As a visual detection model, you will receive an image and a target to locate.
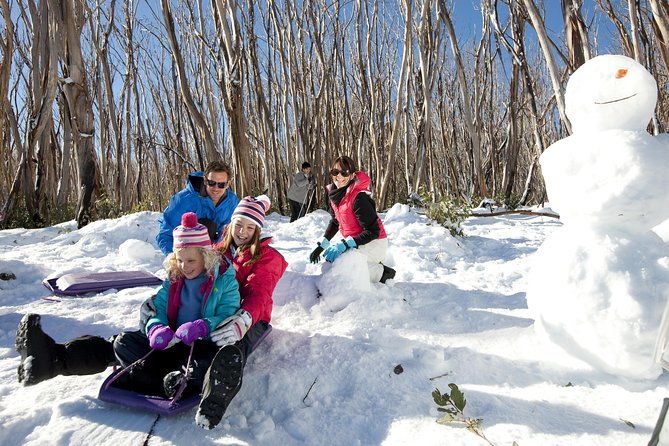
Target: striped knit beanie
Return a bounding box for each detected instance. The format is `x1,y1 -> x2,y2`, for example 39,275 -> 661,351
173,212 -> 211,248
232,195 -> 271,228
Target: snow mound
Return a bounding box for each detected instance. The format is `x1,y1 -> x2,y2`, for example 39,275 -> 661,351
119,239 -> 157,261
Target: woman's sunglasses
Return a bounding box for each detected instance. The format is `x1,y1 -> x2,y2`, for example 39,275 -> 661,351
330,168 -> 351,177
206,179 -> 228,189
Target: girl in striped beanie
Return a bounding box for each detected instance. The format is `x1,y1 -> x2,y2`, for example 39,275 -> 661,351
195,195 -> 287,429
219,195 -> 271,265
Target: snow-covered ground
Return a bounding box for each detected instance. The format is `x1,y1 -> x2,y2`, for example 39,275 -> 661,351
1,206 -> 668,445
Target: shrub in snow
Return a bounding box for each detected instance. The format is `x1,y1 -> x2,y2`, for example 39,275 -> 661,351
433,383 -> 501,446
407,187 -> 470,237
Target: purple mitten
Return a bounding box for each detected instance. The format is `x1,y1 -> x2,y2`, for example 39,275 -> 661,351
148,324 -> 175,350
175,319 -> 209,346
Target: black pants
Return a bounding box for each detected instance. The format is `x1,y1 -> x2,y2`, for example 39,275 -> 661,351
57,321 -> 271,398
113,330 -> 219,397
237,320 -> 270,360
290,199 -> 307,222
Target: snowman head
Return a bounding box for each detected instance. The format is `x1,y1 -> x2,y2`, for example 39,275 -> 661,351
565,54 -> 657,133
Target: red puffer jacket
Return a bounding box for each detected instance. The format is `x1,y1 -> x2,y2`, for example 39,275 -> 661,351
220,237 -> 287,324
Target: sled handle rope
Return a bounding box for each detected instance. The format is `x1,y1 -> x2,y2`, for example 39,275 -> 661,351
104,349 -> 155,390
169,342 -> 195,406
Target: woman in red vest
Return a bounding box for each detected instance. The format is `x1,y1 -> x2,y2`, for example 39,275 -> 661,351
309,155 -> 395,283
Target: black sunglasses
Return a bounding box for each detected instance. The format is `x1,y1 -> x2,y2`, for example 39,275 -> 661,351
206,179 -> 228,189
330,168 -> 351,177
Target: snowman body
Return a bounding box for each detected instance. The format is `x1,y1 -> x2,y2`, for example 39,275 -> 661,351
527,55 -> 669,379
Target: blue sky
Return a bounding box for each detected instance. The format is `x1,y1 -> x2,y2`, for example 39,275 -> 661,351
451,1 -> 617,53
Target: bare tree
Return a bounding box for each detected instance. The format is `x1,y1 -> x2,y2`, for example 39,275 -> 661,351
161,0 -> 218,164
521,0 -> 572,134
1,0 -> 58,226
378,0 -> 412,209
3,0 -> 669,228
90,0 -> 125,207
596,0 -> 634,56
411,0 -> 441,194
649,0 -> 669,72
212,0 -> 252,196
55,0 -> 100,227
561,0 -> 591,70
439,0 -> 488,199
0,0 -> 18,225
628,0 -> 643,61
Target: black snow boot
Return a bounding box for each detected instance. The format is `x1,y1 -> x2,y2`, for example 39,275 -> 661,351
380,265 -> 396,283
16,314 -> 60,385
196,344 -> 244,429
16,313 -> 116,386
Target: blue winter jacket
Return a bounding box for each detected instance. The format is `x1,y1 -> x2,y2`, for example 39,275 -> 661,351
146,258 -> 240,336
156,171 -> 239,254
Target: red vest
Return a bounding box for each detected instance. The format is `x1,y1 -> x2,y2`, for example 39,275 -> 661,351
328,171 -> 387,240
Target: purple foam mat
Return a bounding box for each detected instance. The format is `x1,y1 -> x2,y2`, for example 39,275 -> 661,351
43,270 -> 163,296
98,370 -> 199,415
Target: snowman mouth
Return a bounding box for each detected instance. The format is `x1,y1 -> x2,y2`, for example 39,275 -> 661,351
594,93 -> 637,105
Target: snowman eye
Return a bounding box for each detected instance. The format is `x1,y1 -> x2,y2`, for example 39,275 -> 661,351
615,69 -> 628,79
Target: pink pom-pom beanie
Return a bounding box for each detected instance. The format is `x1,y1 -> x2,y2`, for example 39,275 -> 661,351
172,212 -> 211,248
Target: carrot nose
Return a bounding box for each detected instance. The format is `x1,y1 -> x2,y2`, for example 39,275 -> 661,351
615,69 -> 628,79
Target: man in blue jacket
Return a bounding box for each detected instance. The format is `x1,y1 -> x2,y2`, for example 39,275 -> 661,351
156,161 -> 239,255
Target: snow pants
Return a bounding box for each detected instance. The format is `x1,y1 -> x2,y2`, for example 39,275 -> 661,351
289,199 -> 307,222
112,330 -> 220,398
356,237 -> 388,282
112,321 -> 271,398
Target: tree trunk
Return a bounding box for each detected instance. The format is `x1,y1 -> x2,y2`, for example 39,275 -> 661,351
56,0 -> 100,227
439,0 -> 488,198
0,0 -> 15,225
649,0 -> 669,73
412,0 -> 440,194
378,0 -> 411,209
161,0 -> 218,164
212,0 -> 252,197
56,89 -> 74,206
521,0 -> 572,134
561,0 -> 591,70
627,0 -> 642,61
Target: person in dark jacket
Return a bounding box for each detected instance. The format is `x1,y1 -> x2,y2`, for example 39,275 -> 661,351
308,156 -> 395,283
287,161 -> 315,222
156,160 -> 239,255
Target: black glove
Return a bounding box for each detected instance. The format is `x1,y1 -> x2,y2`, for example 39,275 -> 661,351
309,246 -> 324,263
309,238 -> 330,263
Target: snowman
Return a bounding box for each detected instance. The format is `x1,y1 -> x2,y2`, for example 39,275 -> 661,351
526,54 -> 669,380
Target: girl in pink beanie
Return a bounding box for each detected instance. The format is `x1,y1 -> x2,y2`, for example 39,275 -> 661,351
15,212 -> 241,426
